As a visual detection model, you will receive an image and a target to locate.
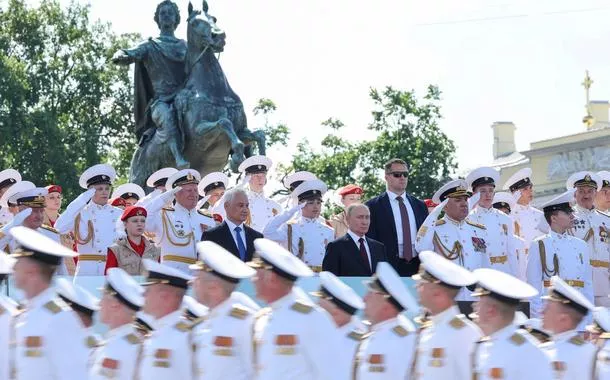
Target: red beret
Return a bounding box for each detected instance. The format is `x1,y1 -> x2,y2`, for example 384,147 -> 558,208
46,185 -> 62,194
424,199 -> 438,208
338,184 -> 363,196
121,206 -> 147,221
110,197 -> 127,207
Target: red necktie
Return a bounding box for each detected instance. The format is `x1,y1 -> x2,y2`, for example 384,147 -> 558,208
359,237 -> 372,274
397,196 -> 413,261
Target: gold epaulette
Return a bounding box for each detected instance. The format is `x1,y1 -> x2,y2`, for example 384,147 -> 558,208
125,333 -> 141,344
347,330 -> 367,341
509,332 -> 525,346
43,300 -> 64,314
190,316 -> 207,328
392,325 -> 409,337
162,207 -> 175,212
229,305 -> 251,320
40,224 -> 59,234
600,332 -> 610,339
290,301 -> 313,314
568,335 -> 585,346
466,220 -> 486,230
86,336 -> 101,348
449,316 -> 466,329
175,320 -> 191,332
197,209 -> 213,218
435,219 -> 446,226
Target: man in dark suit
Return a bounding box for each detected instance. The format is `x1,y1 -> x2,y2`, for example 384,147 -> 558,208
365,158 -> 428,276
323,204 -> 387,276
201,188 -> 262,261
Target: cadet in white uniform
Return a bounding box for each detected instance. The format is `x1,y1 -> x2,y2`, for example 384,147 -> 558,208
502,168 -> 549,280
190,241 -> 257,380
0,253 -> 17,380
595,171 -> 610,213
138,167 -> 179,209
412,251 -> 482,380
471,268 -> 554,380
250,238 -> 340,379
278,171 -> 317,210
55,277 -> 101,369
138,259 -> 196,379
539,276 -> 596,380
55,164 -> 123,275
492,191 -> 516,216
466,167 -> 519,276
592,307 -> 610,379
197,171 -> 229,212
111,182 -> 146,207
10,226 -> 88,380
0,169 -> 20,225
566,171 -> 610,307
310,271 -> 366,380
526,190 -> 594,322
354,262 -> 418,379
415,179 -> 488,301
264,179 -> 334,272
145,169 -> 216,273
90,268 -> 145,380
238,155 -> 283,232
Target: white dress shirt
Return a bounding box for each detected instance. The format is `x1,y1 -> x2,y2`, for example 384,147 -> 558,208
347,229 -> 372,268
387,190 -> 417,258
225,218 -> 247,251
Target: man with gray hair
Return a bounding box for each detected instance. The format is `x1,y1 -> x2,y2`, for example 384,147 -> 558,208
201,188 -> 263,261
323,203 -> 387,276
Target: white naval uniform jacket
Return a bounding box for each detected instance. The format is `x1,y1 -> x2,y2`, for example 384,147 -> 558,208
139,310 -> 196,380
246,188 -> 283,233
526,231 -> 593,323
145,203 -> 216,273
55,200 -> 122,276
469,206 -> 519,277
473,324 -> 554,380
253,289 -> 340,380
540,329 -> 597,380
354,314 -> 417,380
335,317 -> 368,380
511,203 -> 548,280
415,216 -> 488,300
0,225 -> 68,275
264,211 -> 334,268
14,288 -> 88,380
194,298 -> 255,380
89,323 -> 143,380
0,295 -> 18,380
412,305 -> 482,380
595,336 -> 610,380
0,207 -> 12,226
570,205 -> 610,299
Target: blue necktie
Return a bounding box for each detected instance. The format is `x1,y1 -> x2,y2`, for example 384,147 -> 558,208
234,226 -> 247,261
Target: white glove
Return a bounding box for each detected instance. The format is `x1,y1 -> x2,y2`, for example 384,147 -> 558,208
75,188 -> 96,206
468,192 -> 481,211
161,186 -> 182,203
1,208 -> 32,232
137,189 -> 162,207
289,202 -> 306,215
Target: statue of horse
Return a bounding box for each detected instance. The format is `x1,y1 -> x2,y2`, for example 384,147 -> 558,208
129,1 -> 265,187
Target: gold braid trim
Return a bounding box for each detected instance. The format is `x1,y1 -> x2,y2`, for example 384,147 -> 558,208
539,240 -> 559,278
432,232 -> 463,265
287,224 -> 293,254
161,209 -> 193,247
74,213 -> 94,245
583,227 -> 594,242
514,221 -> 521,237
297,238 -> 304,260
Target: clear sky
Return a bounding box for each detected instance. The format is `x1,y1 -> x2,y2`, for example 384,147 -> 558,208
52,0 -> 610,176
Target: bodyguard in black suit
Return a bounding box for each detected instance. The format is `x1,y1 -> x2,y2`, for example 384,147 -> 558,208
201,189 -> 262,261
323,204 -> 387,276
365,159 -> 428,276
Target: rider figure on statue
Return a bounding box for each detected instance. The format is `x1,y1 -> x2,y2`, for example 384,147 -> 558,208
112,0 -> 190,169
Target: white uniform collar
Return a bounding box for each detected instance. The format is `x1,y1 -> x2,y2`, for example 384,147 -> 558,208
475,205 -> 493,213
301,216 -> 318,223
270,289 -> 297,311
247,186 -> 266,198
445,215 -> 466,226
175,202 -> 194,213
337,317 -> 362,334
106,323 -> 136,340
574,204 -> 594,213
488,322 -> 518,341
209,296 -> 234,319
155,309 -> 184,329
551,329 -> 578,343
371,316 -> 398,332
514,203 -> 530,211
24,286 -> 56,310
430,305 -> 460,326
550,230 -> 569,239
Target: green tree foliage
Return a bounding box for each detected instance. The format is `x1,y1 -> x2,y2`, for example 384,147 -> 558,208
0,0 -> 138,201
292,85 -> 457,199
252,98 -> 290,148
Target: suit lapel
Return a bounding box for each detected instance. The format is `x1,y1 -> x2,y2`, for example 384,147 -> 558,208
346,234 -> 371,274
221,222 -> 240,256
244,227 -> 256,261
366,237 -> 379,270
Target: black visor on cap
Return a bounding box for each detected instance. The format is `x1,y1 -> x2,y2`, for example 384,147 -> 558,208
603,180 -> 610,188
0,178 -> 16,189
493,202 -> 511,213
87,174 -> 112,187
509,177 -> 531,192
153,178 -> 168,188
543,202 -> 573,214
318,286 -> 358,315
547,289 -> 589,315
471,177 -> 496,191
204,182 -> 225,194
245,165 -> 268,174
145,270 -> 189,289
58,295 -> 95,319
439,186 -> 469,202
106,283 -> 141,311
474,285 -> 520,305
370,277 -> 405,312
120,192 -> 140,200
289,180 -> 305,192
134,317 -> 154,332
12,247 -> 61,266
261,256 -> 297,282
297,189 -> 323,202
172,174 -> 198,188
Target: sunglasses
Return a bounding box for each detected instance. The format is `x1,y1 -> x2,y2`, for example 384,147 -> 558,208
389,172 -> 408,178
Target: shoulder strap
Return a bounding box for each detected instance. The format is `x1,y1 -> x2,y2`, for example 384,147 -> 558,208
287,224 -> 293,254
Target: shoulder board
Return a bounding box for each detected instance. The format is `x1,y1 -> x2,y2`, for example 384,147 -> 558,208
125,333 -> 141,345
174,320 -> 191,332
435,219 -> 446,226
86,336 -> 101,348
600,332 -> 610,340
40,224 -> 59,234
43,300 -> 64,314
568,335 -> 585,346
509,332 -> 525,346
162,207 -> 175,212
190,316 -> 207,328
290,301 -> 313,314
347,329 -> 366,341
466,220 -> 486,230
229,305 -> 251,320
392,325 -> 409,337
197,209 -> 213,218
449,316 -> 466,329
